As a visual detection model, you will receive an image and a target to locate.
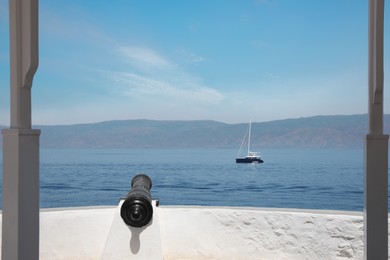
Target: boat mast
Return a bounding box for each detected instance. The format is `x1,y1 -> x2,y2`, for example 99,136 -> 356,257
248,120 -> 251,154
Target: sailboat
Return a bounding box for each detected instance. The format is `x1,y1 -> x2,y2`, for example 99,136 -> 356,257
236,120 -> 264,163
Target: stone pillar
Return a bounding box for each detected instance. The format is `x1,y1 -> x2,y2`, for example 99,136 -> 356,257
2,0 -> 40,259
2,129 -> 40,260
364,0 -> 388,259
365,135 -> 388,259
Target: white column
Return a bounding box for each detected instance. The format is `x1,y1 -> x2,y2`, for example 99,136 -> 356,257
364,0 -> 388,259
2,0 -> 40,259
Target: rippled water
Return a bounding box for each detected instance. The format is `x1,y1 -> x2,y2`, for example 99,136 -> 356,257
0,148 -> 367,211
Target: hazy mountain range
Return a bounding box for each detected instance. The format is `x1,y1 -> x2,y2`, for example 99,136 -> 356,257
1,114 -> 389,149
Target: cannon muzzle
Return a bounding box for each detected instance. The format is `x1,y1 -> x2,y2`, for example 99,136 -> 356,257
120,174 -> 153,228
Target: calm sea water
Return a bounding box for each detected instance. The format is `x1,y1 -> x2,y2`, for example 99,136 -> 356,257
0,148 -> 371,211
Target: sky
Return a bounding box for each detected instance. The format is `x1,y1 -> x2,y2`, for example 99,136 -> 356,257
1,0 -> 390,125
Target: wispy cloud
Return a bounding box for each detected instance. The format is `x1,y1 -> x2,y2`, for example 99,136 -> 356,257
35,4 -> 225,119
177,49 -> 204,65
116,46 -> 171,70
39,7 -> 117,48
107,71 -> 224,103
105,44 -> 222,104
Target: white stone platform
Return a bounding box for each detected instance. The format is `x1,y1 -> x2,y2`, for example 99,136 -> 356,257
0,206 -> 381,259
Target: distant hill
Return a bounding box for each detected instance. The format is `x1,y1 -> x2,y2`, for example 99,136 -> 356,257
1,115 -> 389,149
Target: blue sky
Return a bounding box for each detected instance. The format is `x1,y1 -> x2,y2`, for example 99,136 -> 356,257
1,0 -> 390,125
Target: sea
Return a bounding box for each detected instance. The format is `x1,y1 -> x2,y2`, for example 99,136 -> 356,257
0,148 -> 379,211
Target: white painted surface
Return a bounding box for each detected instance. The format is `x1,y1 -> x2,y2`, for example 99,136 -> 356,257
159,207 -> 365,260
101,200 -> 163,260
0,206 -> 377,259
39,207 -> 114,260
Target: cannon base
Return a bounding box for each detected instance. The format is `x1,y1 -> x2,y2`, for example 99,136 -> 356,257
101,200 -> 162,259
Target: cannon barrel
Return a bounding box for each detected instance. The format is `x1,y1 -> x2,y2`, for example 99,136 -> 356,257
120,174 -> 153,228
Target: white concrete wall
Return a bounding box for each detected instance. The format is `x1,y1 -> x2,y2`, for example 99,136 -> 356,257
0,206 -> 381,259
159,207 -> 365,260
